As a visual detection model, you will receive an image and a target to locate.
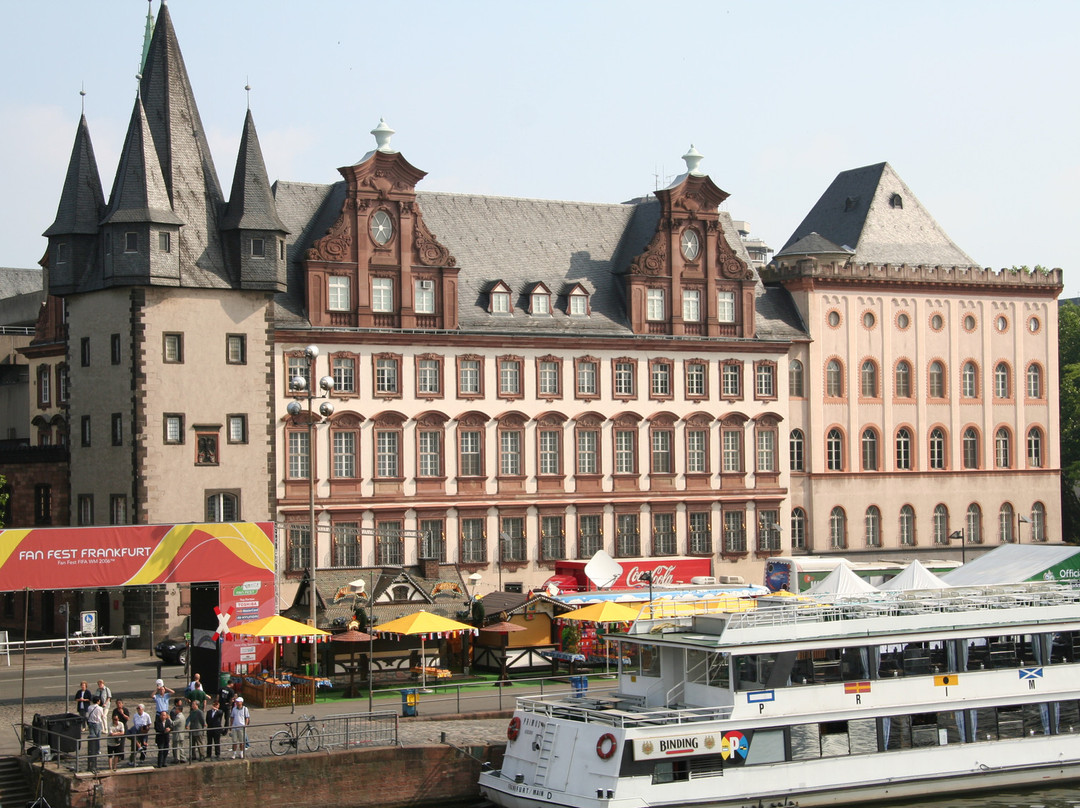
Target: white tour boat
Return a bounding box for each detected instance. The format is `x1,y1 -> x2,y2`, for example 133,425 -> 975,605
478,583 -> 1080,808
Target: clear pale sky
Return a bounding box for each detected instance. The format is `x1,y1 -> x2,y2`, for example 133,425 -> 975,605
2,1 -> 1076,294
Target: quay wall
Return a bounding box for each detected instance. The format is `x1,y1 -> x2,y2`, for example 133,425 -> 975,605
36,743 -> 507,808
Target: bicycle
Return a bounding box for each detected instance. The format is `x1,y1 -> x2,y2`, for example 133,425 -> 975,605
269,715 -> 322,755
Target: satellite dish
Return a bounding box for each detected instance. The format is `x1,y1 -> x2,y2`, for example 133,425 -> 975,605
584,550 -> 623,590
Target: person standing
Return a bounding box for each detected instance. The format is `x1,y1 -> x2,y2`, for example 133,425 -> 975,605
205,699 -> 224,759
230,696 -> 249,759
154,711 -> 171,768
186,699 -> 206,760
169,700 -> 187,763
107,713 -> 125,771
95,679 -> 112,713
85,695 -> 104,771
112,699 -> 131,761
131,704 -> 151,763
151,679 -> 174,716
74,680 -> 92,723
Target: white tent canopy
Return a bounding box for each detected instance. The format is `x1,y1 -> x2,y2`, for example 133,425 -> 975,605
877,559 -> 949,591
807,564 -> 878,595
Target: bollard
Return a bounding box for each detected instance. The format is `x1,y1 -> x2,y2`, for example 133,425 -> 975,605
122,635 -> 127,659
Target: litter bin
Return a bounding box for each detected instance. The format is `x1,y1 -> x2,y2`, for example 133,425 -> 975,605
43,713 -> 82,753
400,689 -> 419,717
570,675 -> 588,697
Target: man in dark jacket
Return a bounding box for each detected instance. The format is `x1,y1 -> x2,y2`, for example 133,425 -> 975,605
154,711 -> 171,768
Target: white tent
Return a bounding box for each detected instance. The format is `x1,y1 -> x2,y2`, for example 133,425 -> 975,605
877,559 -> 949,591
807,564 -> 878,595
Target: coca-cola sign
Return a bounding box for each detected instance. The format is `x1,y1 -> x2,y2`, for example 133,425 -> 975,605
625,564 -> 677,587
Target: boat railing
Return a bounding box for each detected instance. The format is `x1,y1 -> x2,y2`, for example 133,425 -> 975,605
515,691 -> 733,727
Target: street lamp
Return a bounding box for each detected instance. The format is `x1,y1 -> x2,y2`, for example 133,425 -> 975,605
1018,514 -> 1030,544
949,529 -> 965,565
287,344 -> 335,677
465,573 -> 482,677
59,603 -> 70,712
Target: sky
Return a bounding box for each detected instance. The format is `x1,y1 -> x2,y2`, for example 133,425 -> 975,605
1,1 -> 1077,294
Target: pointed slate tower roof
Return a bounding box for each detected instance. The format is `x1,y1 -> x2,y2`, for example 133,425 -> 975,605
101,96 -> 183,226
137,1 -> 228,283
775,162 -> 977,268
43,114 -> 105,236
222,110 -> 288,232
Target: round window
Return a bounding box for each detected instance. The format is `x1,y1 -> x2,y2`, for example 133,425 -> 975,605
963,314 -> 976,331
370,210 -> 393,245
827,311 -> 841,327
930,313 -> 944,331
863,312 -> 876,329
1028,316 -> 1040,334
897,312 -> 910,330
996,315 -> 1009,332
680,229 -> 700,261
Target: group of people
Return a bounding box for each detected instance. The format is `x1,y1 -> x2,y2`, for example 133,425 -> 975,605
74,673 -> 251,770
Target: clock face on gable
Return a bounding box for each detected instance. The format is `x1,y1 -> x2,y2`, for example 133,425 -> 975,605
370,210 -> 393,245
681,229 -> 700,261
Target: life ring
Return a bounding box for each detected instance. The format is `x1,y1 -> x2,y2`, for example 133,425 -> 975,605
596,733 -> 617,760
507,717 -> 522,741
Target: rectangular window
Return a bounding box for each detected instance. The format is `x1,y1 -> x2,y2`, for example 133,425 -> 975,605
250,237 -> 265,257
616,514 -> 640,557
614,429 -> 636,474
37,366 -> 50,407
417,358 -> 441,396
288,523 -> 310,572
682,289 -> 701,322
111,413 -> 123,446
646,288 -> 665,321
34,484 -> 52,526
569,294 -> 587,316
226,334 -> 246,365
651,430 -> 673,474
375,356 -> 399,395
541,515 -> 565,560
227,414 -> 247,444
418,430 -> 442,477
687,429 -> 707,473
576,360 -> 597,397
538,429 -> 561,475
578,514 -> 602,558
757,430 -> 776,472
80,337 -> 90,367
376,521 -> 403,566
689,512 -> 711,554
415,279 -> 436,314
328,276 -> 350,311
376,430 -> 400,477
458,358 -> 481,396
163,333 -> 183,363
419,519 -> 446,562
461,518 -> 486,563
288,430 -> 310,478
459,430 -> 483,476
332,430 -> 357,477
614,361 -> 636,398
58,365 -> 68,403
124,232 -> 138,253
287,354 -> 310,392
538,360 -> 560,397
722,363 -> 742,398
110,494 -> 128,526
499,358 -> 521,396
78,494 -> 94,526
758,510 -> 781,551
724,511 -> 746,552
653,513 -> 676,555
576,429 -> 598,475
500,517 -> 526,562
164,414 -> 184,444
80,415 -> 91,447
332,355 -> 356,393
500,430 -> 522,476
196,429 -> 219,465
651,362 -> 671,397
717,290 -> 736,323
158,231 -> 171,253
686,363 -> 706,397
372,277 -> 393,312
110,334 -> 121,365
723,430 -> 742,472
755,364 -> 776,398
332,522 -> 361,567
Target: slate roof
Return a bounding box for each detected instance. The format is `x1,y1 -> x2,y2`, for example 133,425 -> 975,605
0,268 -> 44,298
43,114 -> 104,237
102,98 -> 184,227
221,110 -> 288,233
775,162 -> 978,268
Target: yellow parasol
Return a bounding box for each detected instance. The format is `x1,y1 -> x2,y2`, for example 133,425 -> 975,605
558,601 -> 642,673
371,611 -> 476,689
231,615 -> 331,679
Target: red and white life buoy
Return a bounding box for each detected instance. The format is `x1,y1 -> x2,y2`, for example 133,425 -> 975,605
596,733 -> 617,760
507,716 -> 522,741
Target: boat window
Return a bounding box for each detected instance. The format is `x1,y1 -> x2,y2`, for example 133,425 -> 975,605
734,654 -> 776,690
744,729 -> 784,765
636,644 -> 660,677
1052,631 -> 1079,663
687,649 -> 708,684
707,652 -> 730,689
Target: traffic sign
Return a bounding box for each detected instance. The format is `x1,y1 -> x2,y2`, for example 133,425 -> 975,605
80,611 -> 97,635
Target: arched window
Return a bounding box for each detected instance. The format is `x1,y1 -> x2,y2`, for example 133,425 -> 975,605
861,428 -> 878,471
895,427 -> 913,470
789,429 -> 805,472
899,505 -> 915,546
206,492 -> 239,522
995,427 -> 1011,468
895,360 -> 912,398
928,361 -> 946,398
860,360 -> 878,398
1031,502 -> 1046,542
962,427 -> 979,469
826,360 -> 843,397
966,503 -> 982,544
994,362 -> 1010,398
829,507 -> 846,549
865,506 -> 881,547
789,359 -> 804,397
961,362 -> 977,398
999,503 -> 1015,543
933,504 -> 949,544
1027,364 -> 1043,399
826,429 -> 843,471
929,428 -> 946,469
1027,427 -> 1044,467
791,507 -> 806,550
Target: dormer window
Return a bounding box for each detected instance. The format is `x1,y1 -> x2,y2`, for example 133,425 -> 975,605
158,232 -> 171,253
569,292 -> 588,316
125,232 -> 138,253
530,284 -> 552,315
370,210 -> 393,245
889,193 -> 904,209
490,282 -> 512,314
56,243 -> 69,264
250,237 -> 265,257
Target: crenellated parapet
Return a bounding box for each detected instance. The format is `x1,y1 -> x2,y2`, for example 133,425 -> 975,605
761,259 -> 1063,292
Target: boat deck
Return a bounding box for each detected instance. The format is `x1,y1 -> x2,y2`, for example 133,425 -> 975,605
517,690 -> 732,728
